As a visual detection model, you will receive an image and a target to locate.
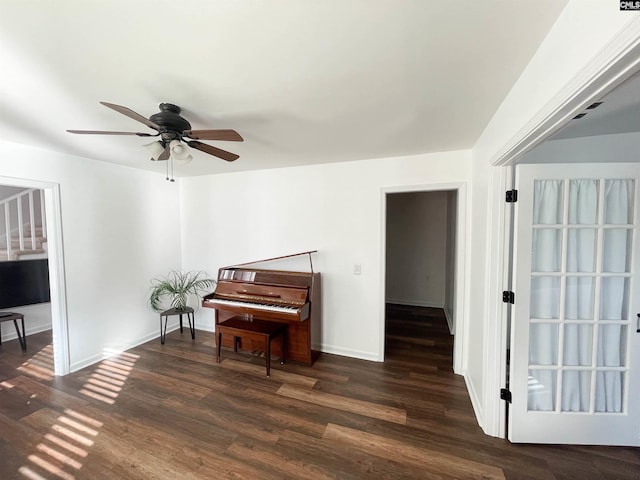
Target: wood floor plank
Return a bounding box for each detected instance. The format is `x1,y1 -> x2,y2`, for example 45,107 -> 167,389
0,308 -> 637,479
277,383 -> 407,425
323,422 -> 506,479
278,427 -> 428,479
225,437 -> 337,480
220,358 -> 319,387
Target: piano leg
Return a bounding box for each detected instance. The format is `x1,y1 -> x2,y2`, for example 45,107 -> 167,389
216,330 -> 222,364
266,335 -> 271,377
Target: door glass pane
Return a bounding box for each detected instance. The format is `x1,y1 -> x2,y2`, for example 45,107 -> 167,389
569,179 -> 598,224
566,228 -> 596,272
529,323 -> 559,365
595,371 -> 624,413
565,277 -> 594,320
602,229 -> 632,273
531,277 -> 560,319
528,369 -> 557,411
533,180 -> 563,224
597,324 -> 627,367
532,228 -> 562,272
600,277 -> 629,320
604,179 -> 634,224
561,370 -> 591,412
562,323 -> 593,366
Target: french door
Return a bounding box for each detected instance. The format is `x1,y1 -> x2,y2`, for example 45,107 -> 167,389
509,163 -> 640,445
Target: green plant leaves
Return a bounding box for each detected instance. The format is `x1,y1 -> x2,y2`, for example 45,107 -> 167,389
148,270 -> 216,312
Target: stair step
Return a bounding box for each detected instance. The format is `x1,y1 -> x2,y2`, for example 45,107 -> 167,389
0,248 -> 46,261
7,239 -> 45,248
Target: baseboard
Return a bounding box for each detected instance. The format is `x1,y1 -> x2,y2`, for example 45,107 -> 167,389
1,323 -> 52,343
315,343 -> 382,362
463,371 -> 484,432
443,305 -> 454,334
385,299 -> 444,309
69,321 -> 184,373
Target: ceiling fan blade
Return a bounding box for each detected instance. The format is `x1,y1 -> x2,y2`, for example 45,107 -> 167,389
99,101 -> 161,130
67,129 -> 158,137
183,129 -> 244,142
158,145 -> 170,161
186,140 -> 239,162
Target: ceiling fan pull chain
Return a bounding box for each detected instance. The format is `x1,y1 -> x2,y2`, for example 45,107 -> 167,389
170,156 -> 175,182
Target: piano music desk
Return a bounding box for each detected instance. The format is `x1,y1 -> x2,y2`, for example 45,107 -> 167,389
216,316 -> 286,377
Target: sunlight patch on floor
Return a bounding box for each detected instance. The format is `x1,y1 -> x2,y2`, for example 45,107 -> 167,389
18,349 -> 139,479
17,344 -> 54,381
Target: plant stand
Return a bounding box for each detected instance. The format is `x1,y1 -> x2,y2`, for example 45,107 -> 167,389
0,312 -> 26,351
159,307 -> 195,344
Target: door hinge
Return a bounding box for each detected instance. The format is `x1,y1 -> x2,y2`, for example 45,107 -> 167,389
502,291 -> 515,304
505,189 -> 518,202
500,388 -> 512,403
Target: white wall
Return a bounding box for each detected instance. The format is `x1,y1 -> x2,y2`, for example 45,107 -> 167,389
444,190 -> 457,331
520,132 -> 640,164
0,302 -> 50,342
0,140 -> 182,371
474,2 -> 638,165
0,185 -> 27,200
385,191 -> 449,308
469,2 -> 640,437
180,150 -> 471,361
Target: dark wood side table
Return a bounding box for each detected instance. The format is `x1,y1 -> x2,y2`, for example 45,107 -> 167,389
216,316 -> 286,377
159,307 -> 195,344
0,312 -> 26,351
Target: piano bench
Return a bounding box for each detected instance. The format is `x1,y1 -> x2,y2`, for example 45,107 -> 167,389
216,316 -> 286,377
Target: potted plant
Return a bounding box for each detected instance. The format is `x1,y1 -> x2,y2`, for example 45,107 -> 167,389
148,270 -> 216,313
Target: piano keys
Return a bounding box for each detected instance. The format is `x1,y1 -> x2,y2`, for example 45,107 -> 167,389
202,251 -> 321,365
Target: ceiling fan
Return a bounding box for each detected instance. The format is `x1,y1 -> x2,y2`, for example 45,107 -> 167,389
67,102 -> 243,162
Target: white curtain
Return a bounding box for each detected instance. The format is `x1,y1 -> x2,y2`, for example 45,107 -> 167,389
528,179 -> 632,413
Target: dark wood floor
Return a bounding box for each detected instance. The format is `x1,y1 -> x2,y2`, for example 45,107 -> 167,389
0,305 -> 638,479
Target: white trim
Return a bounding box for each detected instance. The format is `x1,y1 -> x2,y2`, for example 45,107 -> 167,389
69,322 -> 183,373
1,324 -> 51,343
0,176 -> 69,376
379,182 -> 468,374
480,166 -> 511,438
316,344 -> 381,363
490,17 -> 640,167
481,18 -> 640,439
464,371 -> 484,429
443,305 -> 454,335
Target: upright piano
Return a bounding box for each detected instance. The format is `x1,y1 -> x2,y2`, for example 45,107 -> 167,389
202,251 -> 321,365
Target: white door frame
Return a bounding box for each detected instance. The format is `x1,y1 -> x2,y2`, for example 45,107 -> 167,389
481,19 -> 640,438
379,182 -> 468,375
0,175 -> 69,376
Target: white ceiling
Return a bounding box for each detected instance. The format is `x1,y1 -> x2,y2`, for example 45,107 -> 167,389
0,0 -> 568,177
549,69 -> 640,141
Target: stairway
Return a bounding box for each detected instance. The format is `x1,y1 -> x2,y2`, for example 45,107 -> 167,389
0,188 -> 47,261
0,225 -> 47,261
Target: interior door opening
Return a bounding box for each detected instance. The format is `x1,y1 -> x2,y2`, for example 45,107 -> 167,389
382,186 -> 465,371
0,177 -> 68,377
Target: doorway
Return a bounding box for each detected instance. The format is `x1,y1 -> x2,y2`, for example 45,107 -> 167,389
0,176 -> 69,376
380,183 -> 467,372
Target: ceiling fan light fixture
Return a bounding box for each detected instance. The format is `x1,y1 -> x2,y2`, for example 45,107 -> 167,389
169,140 -> 192,162
144,140 -> 166,160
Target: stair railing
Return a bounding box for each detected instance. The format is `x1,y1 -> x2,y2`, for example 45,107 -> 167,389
1,188 -> 46,260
